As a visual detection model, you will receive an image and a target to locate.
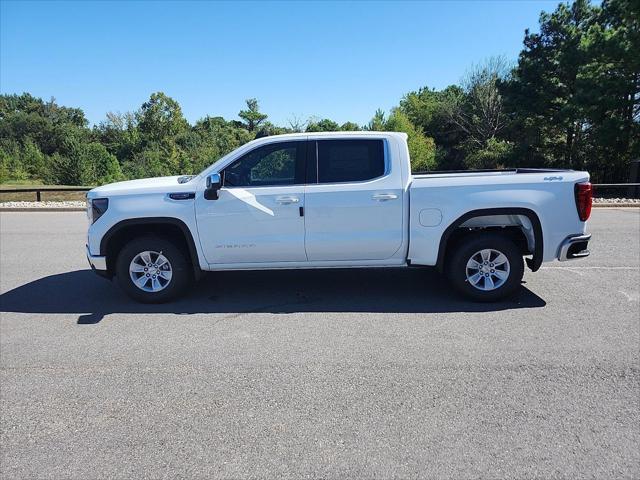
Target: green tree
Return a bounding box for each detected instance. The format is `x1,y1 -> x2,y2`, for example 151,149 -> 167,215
306,118 -> 339,132
399,86 -> 463,137
193,115 -> 254,162
385,109 -> 437,171
370,108 -> 436,171
238,98 -> 268,132
20,139 -> 46,179
137,92 -> 189,146
0,93 -> 90,169
46,152 -> 74,185
0,93 -> 86,128
79,142 -> 123,184
367,109 -> 386,131
93,111 -> 139,162
0,149 -> 10,183
446,57 -> 512,149
287,115 -> 306,132
340,121 -> 361,131
503,0 -> 640,181
0,141 -> 28,182
398,85 -> 467,169
504,0 -> 599,170
578,0 -> 640,181
127,92 -> 190,177
464,138 -> 514,169
123,147 -> 172,179
256,121 -> 292,138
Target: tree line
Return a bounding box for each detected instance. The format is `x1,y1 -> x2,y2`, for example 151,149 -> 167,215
0,0 -> 637,185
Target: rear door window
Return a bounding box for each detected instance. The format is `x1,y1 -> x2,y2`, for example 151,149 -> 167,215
316,139 -> 385,184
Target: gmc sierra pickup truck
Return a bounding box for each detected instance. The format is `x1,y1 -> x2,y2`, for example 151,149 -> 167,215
86,132 -> 592,303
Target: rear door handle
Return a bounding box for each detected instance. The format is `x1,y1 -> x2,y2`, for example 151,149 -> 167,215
372,193 -> 398,201
275,196 -> 300,205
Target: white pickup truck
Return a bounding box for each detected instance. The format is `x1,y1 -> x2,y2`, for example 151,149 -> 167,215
86,132 -> 592,303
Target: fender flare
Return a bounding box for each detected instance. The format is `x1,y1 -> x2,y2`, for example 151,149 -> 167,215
435,207 -> 543,272
100,217 -> 201,274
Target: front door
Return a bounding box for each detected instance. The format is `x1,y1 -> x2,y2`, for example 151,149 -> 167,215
195,140 -> 307,265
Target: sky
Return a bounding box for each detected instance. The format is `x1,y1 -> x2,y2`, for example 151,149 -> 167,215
1,1 -> 558,127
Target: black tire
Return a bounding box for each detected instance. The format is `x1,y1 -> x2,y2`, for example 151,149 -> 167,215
446,232 -> 524,302
115,235 -> 192,303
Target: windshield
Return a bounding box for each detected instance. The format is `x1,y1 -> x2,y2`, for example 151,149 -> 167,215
194,142 -> 256,179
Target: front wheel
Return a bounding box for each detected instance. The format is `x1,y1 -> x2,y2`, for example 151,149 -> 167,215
116,235 -> 192,303
446,232 -> 524,302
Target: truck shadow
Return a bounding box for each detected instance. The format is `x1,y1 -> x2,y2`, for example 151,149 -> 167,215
0,268 -> 546,324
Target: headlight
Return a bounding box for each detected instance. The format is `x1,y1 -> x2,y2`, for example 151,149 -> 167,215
89,198 -> 109,224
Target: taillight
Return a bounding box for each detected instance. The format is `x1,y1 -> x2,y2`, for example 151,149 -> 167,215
575,182 -> 592,221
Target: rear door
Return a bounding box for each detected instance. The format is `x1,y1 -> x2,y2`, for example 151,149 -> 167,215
303,138 -> 404,261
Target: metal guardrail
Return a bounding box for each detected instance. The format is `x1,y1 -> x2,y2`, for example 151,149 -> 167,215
593,183 -> 640,187
593,183 -> 640,199
0,183 -> 639,202
0,186 -> 92,201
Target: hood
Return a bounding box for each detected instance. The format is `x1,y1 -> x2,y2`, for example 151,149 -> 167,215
87,175 -> 196,198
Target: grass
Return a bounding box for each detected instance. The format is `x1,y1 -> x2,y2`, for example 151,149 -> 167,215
1,179 -> 46,186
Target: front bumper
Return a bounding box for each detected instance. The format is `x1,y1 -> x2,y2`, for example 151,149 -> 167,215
558,234 -> 591,261
86,245 -> 108,274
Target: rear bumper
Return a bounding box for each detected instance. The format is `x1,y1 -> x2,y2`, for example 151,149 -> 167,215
86,245 -> 109,277
558,234 -> 591,261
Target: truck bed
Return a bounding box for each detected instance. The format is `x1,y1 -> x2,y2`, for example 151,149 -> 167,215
406,168 -> 590,267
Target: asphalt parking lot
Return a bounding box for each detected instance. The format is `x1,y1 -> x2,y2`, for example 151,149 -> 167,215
1,209 -> 639,479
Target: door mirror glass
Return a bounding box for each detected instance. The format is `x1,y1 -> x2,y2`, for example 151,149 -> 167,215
205,172 -> 222,200
207,173 -> 221,188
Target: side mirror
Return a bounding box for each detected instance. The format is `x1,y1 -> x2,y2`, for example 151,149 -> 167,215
204,172 -> 222,200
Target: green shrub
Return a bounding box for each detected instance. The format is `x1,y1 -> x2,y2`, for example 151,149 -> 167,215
464,138 -> 514,169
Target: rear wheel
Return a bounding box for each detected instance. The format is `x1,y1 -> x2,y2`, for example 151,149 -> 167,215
116,235 -> 192,303
446,232 -> 524,302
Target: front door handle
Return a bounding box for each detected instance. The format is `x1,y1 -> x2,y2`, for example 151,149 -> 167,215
372,193 -> 398,202
276,196 -> 300,205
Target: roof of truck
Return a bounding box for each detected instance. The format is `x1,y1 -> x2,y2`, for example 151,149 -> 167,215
256,131 -> 408,140
198,131 -> 408,178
